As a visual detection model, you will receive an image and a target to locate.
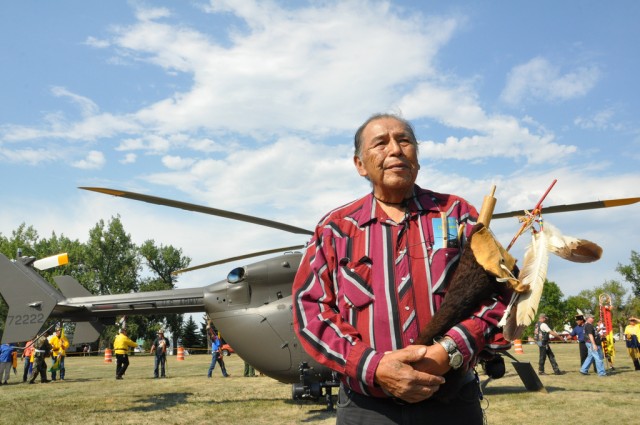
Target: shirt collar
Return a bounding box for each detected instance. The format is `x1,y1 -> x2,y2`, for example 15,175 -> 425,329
351,184 -> 441,227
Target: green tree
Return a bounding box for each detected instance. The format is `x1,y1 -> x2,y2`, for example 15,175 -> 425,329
199,315 -> 210,348
617,250 -> 640,297
0,223 -> 40,258
138,240 -> 191,350
565,294 -> 592,319
181,316 -> 202,351
84,216 -> 140,295
538,280 -> 566,328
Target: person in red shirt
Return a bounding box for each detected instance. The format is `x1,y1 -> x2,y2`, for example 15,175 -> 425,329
293,114 -> 512,424
22,339 -> 35,383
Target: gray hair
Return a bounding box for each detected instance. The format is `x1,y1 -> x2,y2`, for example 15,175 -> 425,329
353,113 -> 418,158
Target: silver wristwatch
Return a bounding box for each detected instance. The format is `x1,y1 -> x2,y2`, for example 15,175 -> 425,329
435,336 -> 463,370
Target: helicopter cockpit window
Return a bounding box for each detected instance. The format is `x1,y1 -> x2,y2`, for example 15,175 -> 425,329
227,267 -> 246,283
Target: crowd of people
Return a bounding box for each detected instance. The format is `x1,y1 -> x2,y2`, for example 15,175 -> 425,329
533,311 -> 640,379
0,324 -> 261,385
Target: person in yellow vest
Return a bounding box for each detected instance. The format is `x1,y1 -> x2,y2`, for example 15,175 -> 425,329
113,328 -> 138,380
624,317 -> 640,370
49,326 -> 70,381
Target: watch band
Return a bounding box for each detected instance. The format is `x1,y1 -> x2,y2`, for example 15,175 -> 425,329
435,336 -> 464,370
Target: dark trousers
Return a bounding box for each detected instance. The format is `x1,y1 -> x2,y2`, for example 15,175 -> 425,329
579,342 -> 587,366
154,354 -> 166,377
29,356 -> 48,383
116,354 -> 129,377
336,380 -> 483,425
538,343 -> 560,373
22,358 -> 32,382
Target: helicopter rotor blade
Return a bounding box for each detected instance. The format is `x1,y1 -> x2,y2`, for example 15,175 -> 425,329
492,197 -> 639,220
172,244 -> 306,274
80,187 -> 314,236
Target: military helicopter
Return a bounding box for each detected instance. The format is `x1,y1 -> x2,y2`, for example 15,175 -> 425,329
0,186 -> 638,406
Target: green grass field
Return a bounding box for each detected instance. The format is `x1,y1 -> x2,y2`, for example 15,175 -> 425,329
0,342 -> 636,424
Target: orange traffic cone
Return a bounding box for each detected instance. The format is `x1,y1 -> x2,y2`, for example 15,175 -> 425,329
104,348 -> 113,363
177,346 -> 185,361
514,339 -> 524,354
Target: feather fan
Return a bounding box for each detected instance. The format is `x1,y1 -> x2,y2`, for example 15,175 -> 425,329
543,222 -> 602,263
504,230 -> 549,340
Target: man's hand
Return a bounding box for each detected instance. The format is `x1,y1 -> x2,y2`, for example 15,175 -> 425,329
374,346 -> 445,403
411,342 -> 452,376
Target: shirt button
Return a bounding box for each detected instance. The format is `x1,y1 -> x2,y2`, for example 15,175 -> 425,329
405,306 -> 410,311
409,338 -> 414,343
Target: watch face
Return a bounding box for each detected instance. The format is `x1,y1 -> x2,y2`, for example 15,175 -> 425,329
451,352 -> 464,369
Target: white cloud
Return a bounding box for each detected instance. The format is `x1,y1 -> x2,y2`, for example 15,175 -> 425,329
84,36 -> 110,48
501,57 -> 600,105
574,108 -> 623,131
0,147 -> 58,165
116,135 -> 171,153
0,2 -> 609,175
72,150 -> 106,169
51,86 -> 100,117
120,153 -> 137,164
162,155 -> 196,170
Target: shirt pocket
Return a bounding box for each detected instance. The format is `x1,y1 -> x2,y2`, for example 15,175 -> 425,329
430,247 -> 461,295
337,256 -> 375,310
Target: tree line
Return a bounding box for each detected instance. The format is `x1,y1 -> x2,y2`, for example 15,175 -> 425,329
0,216 -> 211,352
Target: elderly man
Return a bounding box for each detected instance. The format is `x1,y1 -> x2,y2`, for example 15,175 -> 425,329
292,113 -> 512,424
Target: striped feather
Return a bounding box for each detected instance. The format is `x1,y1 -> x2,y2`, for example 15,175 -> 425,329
514,231 -> 549,327
543,221 -> 602,263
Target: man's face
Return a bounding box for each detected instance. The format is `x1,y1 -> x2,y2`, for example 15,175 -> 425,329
354,117 -> 419,196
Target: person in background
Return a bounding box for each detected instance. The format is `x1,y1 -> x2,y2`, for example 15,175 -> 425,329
22,339 -> 35,383
534,313 -> 564,375
29,330 -> 51,384
597,319 -> 615,371
113,328 -> 138,380
206,325 -> 229,378
624,316 -> 640,371
244,361 -> 256,377
570,314 -> 587,368
0,343 -> 15,385
580,314 -> 607,377
49,326 -> 70,381
150,329 -> 169,378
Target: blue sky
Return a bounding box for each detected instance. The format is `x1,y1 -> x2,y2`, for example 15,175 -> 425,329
1,1 -> 638,299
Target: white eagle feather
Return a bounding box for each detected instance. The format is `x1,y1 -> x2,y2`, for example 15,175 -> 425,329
501,222 -> 603,341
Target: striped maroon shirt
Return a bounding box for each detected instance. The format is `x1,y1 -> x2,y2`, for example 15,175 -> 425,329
293,185 -> 511,397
